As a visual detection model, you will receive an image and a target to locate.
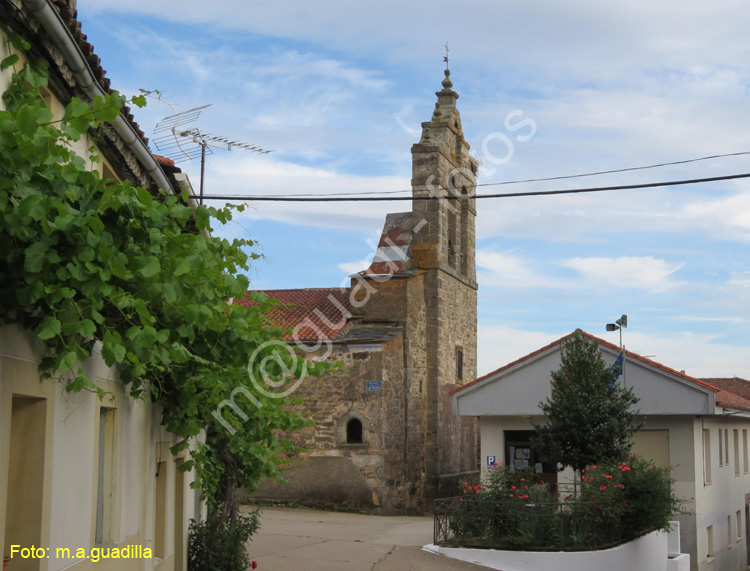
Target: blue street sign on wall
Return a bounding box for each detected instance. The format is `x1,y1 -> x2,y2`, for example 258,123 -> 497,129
487,455 -> 496,467
366,380 -> 382,391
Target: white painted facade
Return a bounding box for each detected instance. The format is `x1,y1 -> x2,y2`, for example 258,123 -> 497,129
1,326 -> 200,571
0,9 -> 201,569
453,331 -> 750,571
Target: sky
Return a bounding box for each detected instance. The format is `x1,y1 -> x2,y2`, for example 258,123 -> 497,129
77,0 -> 750,379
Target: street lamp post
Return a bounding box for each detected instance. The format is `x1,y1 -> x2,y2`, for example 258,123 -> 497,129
606,314 -> 627,348
606,314 -> 628,386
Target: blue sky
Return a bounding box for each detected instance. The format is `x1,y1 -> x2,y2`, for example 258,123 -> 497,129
79,0 -> 750,378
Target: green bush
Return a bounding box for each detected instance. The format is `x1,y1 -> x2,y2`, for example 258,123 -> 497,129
580,456 -> 681,537
188,510 -> 260,571
444,456 -> 682,551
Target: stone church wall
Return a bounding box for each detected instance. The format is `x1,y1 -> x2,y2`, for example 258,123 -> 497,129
251,333 -> 420,513
434,273 -> 478,477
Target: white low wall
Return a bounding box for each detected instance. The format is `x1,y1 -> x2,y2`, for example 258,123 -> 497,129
424,530 -> 669,571
667,553 -> 690,571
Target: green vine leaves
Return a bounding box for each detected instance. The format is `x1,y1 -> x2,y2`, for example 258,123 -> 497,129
0,55 -> 315,508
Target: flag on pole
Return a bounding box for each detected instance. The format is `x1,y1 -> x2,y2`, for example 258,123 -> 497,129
609,350 -> 624,387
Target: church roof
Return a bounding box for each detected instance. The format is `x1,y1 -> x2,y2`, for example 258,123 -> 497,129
234,288 -> 406,345
360,212 -> 414,276
235,288 -> 352,341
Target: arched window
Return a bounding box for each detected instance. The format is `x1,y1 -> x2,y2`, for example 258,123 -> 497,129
346,418 -> 363,444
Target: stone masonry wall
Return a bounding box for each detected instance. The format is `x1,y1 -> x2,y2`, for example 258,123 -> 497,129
251,334 -> 410,512
434,273 -> 478,475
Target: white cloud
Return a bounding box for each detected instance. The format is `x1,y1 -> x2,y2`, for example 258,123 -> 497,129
561,256 -> 685,292
477,326 -> 567,377
678,192 -> 750,241
337,259 -> 372,275
203,153 -> 408,231
672,315 -> 745,325
730,272 -> 750,288
476,250 -> 555,289
253,51 -> 388,92
394,114 -> 418,136
477,251 -> 687,294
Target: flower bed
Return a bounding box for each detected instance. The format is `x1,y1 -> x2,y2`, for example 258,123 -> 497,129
434,456 -> 681,551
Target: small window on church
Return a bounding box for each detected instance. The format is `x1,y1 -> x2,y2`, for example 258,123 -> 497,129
456,347 -> 464,381
346,419 -> 363,444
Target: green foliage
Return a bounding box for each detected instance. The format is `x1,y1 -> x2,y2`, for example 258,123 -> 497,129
188,511 -> 259,571
531,331 -> 643,472
582,456 -> 681,536
1,59 -> 315,568
444,457 -> 682,551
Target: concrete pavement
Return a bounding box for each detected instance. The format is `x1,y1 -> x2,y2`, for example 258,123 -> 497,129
245,506 -> 488,570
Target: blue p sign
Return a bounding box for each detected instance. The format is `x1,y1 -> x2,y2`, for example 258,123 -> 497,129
487,455 -> 496,467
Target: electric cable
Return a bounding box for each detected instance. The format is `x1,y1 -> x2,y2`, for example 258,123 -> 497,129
187,172 -> 750,202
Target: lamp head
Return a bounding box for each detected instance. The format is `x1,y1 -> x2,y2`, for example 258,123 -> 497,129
606,323 -> 618,332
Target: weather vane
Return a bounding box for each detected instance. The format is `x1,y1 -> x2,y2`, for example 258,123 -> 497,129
444,42 -> 450,69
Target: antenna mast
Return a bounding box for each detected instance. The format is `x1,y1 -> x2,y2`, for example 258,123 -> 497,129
153,105 -> 272,204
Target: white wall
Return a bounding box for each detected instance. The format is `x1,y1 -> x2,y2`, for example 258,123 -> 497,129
0,322 -> 198,571
455,345 -> 715,417
427,529 -> 669,571
692,416 -> 750,571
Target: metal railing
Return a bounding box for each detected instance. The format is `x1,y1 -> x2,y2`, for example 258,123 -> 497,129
434,496 -> 628,552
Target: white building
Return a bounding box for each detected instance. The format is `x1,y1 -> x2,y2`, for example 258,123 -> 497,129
452,330 -> 750,571
1,1 -> 200,569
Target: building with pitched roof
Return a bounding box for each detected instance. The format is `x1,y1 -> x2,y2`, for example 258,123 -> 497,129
451,331 -> 750,571
242,69 -> 480,514
1,1 -> 199,569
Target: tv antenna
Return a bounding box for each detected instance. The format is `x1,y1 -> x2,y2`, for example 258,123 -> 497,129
153,104 -> 272,204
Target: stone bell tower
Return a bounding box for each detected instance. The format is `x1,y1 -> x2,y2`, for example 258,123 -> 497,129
411,68 -> 478,500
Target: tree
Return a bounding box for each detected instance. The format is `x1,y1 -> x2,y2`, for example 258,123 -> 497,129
0,43 -> 322,570
531,331 -> 642,472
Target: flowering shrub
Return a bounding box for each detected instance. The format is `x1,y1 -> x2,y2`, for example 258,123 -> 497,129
579,455 -> 680,538
441,456 -> 682,551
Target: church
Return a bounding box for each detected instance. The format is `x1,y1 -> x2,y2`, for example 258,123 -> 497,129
242,68 -> 480,514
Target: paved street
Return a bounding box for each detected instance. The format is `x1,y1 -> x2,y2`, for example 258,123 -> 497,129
245,506 -> 488,570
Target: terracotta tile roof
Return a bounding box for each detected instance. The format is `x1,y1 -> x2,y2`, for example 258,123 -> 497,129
361,212 -> 414,275
154,155 -> 175,167
234,288 -> 352,341
50,0 -> 149,146
700,378 -> 750,412
451,329 -> 720,396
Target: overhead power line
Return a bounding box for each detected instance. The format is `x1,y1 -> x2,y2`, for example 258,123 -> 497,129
190,150 -> 750,199
475,150 -> 750,189
190,172 -> 750,202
